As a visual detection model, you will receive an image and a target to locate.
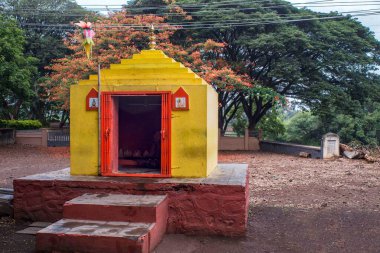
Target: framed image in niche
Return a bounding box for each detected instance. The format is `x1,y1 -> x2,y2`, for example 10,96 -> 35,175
172,87 -> 189,111
86,88 -> 99,111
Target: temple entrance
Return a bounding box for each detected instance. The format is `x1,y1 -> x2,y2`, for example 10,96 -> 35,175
101,92 -> 171,177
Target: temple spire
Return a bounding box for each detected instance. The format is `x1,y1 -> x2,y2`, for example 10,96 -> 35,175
149,24 -> 156,50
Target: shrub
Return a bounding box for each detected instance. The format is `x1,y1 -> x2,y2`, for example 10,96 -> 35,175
0,120 -> 42,130
282,111 -> 323,146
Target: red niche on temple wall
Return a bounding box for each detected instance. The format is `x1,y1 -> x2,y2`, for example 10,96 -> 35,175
86,88 -> 99,111
172,87 -> 189,111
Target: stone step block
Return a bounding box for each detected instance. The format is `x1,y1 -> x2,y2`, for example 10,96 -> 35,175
63,194 -> 168,223
36,219 -> 153,253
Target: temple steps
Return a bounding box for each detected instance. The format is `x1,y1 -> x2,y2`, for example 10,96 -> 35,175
89,73 -> 198,80
110,63 -> 183,69
132,54 -> 169,59
121,58 -> 175,64
79,78 -> 206,85
105,67 -> 192,74
36,194 -> 168,253
63,194 -> 168,223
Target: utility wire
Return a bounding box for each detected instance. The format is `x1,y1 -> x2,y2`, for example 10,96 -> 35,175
6,7 -> 380,19
12,0 -> 380,9
5,0 -> 380,12
18,11 -> 380,31
0,0 -> 337,9
14,8 -> 380,25
3,5 -> 380,19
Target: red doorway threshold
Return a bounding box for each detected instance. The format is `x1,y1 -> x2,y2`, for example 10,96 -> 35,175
13,164 -> 249,237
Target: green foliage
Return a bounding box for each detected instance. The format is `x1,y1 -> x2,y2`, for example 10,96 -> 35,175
230,106 -> 286,138
0,14 -> 37,120
173,0 -> 380,132
0,0 -> 377,139
282,111 -> 322,146
280,105 -> 380,146
0,0 -> 92,122
327,105 -> 380,146
0,119 -> 42,129
1,0 -> 90,74
256,110 -> 286,140
231,107 -> 247,137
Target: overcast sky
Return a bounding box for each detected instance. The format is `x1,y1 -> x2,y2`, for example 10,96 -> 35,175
75,0 -> 380,39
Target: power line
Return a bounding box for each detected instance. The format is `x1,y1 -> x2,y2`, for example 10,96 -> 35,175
14,0 -> 380,8
4,4 -> 380,19
18,11 -> 380,31
6,7 -> 380,19
3,1 -> 379,31
14,8 -> 380,24
0,0 -> 335,9
5,0 -> 380,13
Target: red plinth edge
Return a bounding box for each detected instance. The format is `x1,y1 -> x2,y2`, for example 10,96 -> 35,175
13,164 -> 249,236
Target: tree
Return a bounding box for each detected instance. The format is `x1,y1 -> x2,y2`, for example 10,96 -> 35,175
165,40 -> 251,134
256,110 -> 285,140
0,0 -> 91,122
325,102 -> 380,146
43,13 -> 165,122
1,0 -> 89,74
44,11 -> 250,129
167,0 -> 380,133
282,111 -> 322,146
282,104 -> 380,146
48,0 -> 380,138
0,15 -> 37,119
127,0 -> 264,135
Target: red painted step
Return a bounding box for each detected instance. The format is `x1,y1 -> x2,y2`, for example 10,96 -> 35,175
36,194 -> 169,253
63,193 -> 168,223
36,219 -> 151,253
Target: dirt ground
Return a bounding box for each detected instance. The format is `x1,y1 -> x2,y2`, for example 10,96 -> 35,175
1,145 -> 380,253
0,144 -> 70,188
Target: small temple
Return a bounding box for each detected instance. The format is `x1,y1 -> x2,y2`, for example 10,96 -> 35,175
70,49 -> 218,178
13,46 -> 249,253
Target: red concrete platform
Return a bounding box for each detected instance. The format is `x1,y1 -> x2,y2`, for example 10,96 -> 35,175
14,164 -> 249,236
36,193 -> 168,253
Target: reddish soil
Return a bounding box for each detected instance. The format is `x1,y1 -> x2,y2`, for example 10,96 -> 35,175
156,152 -> 380,253
0,144 -> 69,188
1,145 -> 380,252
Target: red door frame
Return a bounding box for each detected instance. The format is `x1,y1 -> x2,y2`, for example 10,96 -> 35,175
100,91 -> 172,178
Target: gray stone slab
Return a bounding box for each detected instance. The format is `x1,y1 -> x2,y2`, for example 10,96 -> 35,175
66,193 -> 167,207
0,194 -> 13,203
0,188 -> 14,195
38,219 -> 154,240
17,226 -> 43,235
16,163 -> 248,187
30,222 -> 52,228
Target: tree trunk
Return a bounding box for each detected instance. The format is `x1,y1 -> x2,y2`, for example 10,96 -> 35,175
241,94 -> 273,137
217,91 -> 240,136
247,120 -> 257,134
218,107 -> 225,135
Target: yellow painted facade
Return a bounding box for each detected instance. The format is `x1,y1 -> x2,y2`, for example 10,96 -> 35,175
70,50 -> 218,177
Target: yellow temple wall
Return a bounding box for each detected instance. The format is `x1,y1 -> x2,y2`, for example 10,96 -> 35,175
70,84 -> 218,178
206,85 -> 219,176
70,50 -> 218,178
70,85 -> 99,176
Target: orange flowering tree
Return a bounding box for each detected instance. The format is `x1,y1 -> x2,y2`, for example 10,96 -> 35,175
127,0 -> 287,134
43,10 -> 253,131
